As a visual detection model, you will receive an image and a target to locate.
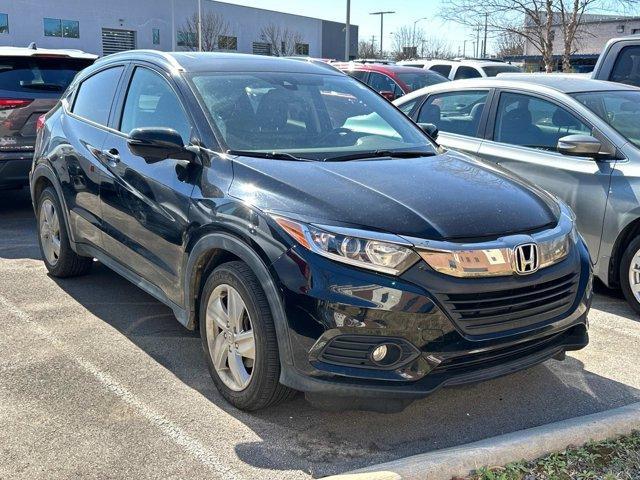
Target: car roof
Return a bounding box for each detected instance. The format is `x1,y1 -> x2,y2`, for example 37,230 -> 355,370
334,62 -> 438,74
96,50 -> 343,75
0,45 -> 97,60
394,74 -> 640,105
401,59 -> 511,68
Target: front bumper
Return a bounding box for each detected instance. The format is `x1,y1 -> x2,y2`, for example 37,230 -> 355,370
0,152 -> 32,188
271,235 -> 592,399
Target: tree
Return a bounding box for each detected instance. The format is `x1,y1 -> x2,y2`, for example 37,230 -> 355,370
180,11 -> 230,51
391,25 -> 453,60
259,23 -> 304,56
442,0 -> 639,72
495,30 -> 525,58
420,36 -> 454,59
358,39 -> 380,59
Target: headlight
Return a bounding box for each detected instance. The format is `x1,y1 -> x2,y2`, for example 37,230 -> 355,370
273,216 -> 420,275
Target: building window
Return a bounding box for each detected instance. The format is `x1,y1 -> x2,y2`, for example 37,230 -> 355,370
177,30 -> 196,47
295,43 -> 309,55
0,13 -> 8,34
549,30 -> 555,41
44,18 -> 79,38
218,35 -> 237,50
252,42 -> 271,55
153,28 -> 160,45
618,25 -> 625,33
633,28 -> 640,34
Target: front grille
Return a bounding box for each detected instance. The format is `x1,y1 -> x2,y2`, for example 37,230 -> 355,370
439,272 -> 579,336
319,335 -> 419,369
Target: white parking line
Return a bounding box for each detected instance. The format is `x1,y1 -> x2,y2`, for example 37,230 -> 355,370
0,294 -> 239,479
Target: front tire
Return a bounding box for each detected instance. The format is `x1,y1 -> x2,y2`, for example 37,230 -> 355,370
199,261 -> 295,410
36,187 -> 92,278
620,236 -> 640,314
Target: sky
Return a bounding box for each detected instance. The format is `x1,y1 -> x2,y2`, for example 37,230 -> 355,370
218,0 -> 481,56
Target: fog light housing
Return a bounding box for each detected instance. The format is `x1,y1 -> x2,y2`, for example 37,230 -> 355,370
371,344 -> 388,362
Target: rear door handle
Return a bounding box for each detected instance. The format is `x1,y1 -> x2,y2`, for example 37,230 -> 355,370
101,148 -> 120,165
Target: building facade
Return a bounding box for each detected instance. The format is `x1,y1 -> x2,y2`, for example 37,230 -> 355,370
519,14 -> 640,71
0,0 -> 358,60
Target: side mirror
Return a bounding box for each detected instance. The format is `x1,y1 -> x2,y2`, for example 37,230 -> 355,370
127,127 -> 195,163
557,134 -> 601,157
418,122 -> 439,141
379,90 -> 397,101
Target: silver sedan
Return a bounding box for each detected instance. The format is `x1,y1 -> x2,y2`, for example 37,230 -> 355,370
395,74 -> 640,313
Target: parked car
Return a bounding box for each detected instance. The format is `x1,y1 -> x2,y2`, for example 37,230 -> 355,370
395,74 -> 640,312
333,62 -> 449,100
399,58 -> 522,80
592,35 -> 640,87
31,51 -> 591,412
0,44 -> 96,189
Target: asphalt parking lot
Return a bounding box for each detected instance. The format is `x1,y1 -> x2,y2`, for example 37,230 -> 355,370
1,188 -> 639,480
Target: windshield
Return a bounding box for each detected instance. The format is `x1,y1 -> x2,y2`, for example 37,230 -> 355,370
0,57 -> 94,95
396,71 -> 448,91
189,72 -> 436,161
572,90 -> 640,148
483,64 -> 522,77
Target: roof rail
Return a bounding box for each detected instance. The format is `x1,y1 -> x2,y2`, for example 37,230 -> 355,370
98,49 -> 184,71
28,42 -> 37,50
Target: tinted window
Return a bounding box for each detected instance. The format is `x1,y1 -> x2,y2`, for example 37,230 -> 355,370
398,96 -> 422,115
418,90 -> 488,137
0,57 -> 93,94
396,71 -> 448,91
483,64 -> 522,77
429,64 -> 452,77
368,72 -> 401,96
494,92 -> 591,150
72,66 -> 123,125
573,90 -> 640,148
347,70 -> 368,81
610,45 -> 640,87
120,67 -> 191,143
454,66 -> 482,80
190,72 -> 436,160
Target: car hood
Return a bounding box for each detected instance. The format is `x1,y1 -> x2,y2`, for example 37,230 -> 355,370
228,150 -> 559,241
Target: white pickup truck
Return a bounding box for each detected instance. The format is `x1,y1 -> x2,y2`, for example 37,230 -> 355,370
591,36 -> 640,87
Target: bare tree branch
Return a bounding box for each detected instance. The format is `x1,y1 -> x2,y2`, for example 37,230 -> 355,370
259,23 -> 304,56
181,11 -> 230,52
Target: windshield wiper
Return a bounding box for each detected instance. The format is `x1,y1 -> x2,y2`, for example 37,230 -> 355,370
226,150 -> 313,162
322,150 -> 436,162
19,83 -> 64,91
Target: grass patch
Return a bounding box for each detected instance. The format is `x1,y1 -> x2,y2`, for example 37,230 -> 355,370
460,431 -> 640,480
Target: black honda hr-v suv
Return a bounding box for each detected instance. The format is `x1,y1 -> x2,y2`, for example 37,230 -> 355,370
31,51 -> 592,411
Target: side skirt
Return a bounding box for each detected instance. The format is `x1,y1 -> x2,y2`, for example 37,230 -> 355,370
75,243 -> 190,328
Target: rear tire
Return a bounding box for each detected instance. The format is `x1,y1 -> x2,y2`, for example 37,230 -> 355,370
619,235 -> 640,315
36,187 -> 92,278
199,261 -> 295,410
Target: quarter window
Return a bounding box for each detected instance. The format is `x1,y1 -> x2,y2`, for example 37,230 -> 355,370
454,66 -> 482,80
429,64 -> 452,77
120,67 -> 191,143
398,96 -> 422,115
72,66 -> 124,126
0,13 -> 8,34
493,92 -> 591,150
610,45 -> 640,87
418,90 -> 488,137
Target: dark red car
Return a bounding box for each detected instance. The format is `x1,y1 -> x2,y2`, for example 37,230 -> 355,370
333,62 -> 449,100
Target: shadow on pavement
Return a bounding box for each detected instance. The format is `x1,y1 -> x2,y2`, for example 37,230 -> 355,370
4,187 -> 638,476
49,262 -> 640,478
591,278 -> 639,323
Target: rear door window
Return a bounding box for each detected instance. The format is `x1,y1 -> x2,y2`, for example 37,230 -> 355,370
368,72 -> 402,96
72,66 -> 124,126
0,56 -> 94,95
609,45 -> 640,87
418,90 -> 488,137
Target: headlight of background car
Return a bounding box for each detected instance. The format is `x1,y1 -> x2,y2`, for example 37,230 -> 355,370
273,216 -> 420,275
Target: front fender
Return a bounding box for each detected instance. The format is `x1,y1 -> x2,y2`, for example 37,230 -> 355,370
183,233 -> 294,368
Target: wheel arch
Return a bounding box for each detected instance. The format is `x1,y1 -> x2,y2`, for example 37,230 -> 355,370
609,216 -> 640,287
183,232 -> 294,367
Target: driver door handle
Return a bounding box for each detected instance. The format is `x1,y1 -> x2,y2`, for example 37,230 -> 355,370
101,148 -> 120,165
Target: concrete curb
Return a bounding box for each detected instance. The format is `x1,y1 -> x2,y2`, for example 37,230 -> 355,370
324,402 -> 640,480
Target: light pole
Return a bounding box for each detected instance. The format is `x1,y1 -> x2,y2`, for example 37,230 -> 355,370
345,0 -> 351,60
197,0 -> 202,52
370,11 -> 395,57
463,39 -> 467,57
413,17 -> 427,57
